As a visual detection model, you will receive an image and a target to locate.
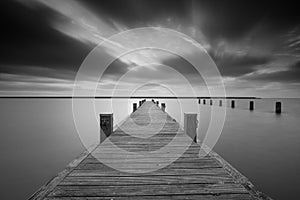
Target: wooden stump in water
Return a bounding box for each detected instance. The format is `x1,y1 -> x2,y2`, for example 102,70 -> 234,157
249,101 -> 254,111
275,101 -> 281,114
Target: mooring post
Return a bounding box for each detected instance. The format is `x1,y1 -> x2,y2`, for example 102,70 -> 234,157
184,113 -> 198,143
161,103 -> 166,112
139,101 -> 142,107
198,99 -> 200,104
203,99 -> 206,104
99,113 -> 113,143
275,101 -> 281,114
156,101 -> 159,106
210,99 -> 213,105
133,103 -> 137,112
219,100 -> 222,106
249,101 -> 254,111
231,100 -> 235,108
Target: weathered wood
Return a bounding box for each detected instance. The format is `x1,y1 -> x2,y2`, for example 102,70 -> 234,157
48,183 -> 248,197
161,103 -> 166,112
275,101 -> 281,114
99,114 -> 113,143
30,101 -> 271,200
231,100 -> 235,108
184,113 -> 197,143
249,101 -> 254,111
133,103 -> 137,112
44,194 -> 257,200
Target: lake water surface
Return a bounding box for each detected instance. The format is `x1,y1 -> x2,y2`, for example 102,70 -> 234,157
0,98 -> 299,199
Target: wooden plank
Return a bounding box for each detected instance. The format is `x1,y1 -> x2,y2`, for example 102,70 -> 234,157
68,168 -> 229,177
59,175 -> 234,186
48,183 -> 248,197
44,193 -> 257,200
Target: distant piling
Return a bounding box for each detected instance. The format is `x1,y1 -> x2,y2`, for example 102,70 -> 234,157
275,101 -> 281,114
249,101 -> 254,111
210,100 -> 213,105
161,103 -> 166,112
198,99 -> 200,104
219,100 -> 222,107
139,101 -> 142,107
156,101 -> 159,106
133,103 -> 137,112
231,100 -> 235,108
203,99 -> 206,104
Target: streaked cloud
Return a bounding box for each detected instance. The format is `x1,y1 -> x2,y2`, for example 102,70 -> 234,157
0,0 -> 299,97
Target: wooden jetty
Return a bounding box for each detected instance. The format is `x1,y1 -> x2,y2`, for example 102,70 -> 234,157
30,101 -> 271,200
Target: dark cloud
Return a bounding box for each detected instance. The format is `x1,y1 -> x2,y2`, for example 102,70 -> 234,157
0,1 -> 91,70
196,0 -> 299,41
0,0 -> 299,96
83,0 -> 191,27
211,53 -> 271,77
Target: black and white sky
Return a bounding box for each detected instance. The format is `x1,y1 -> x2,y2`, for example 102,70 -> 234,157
0,0 -> 299,97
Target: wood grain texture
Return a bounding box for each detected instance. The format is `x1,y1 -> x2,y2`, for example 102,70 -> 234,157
30,101 -> 271,200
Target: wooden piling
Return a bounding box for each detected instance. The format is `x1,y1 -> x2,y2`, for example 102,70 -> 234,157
275,101 -> 281,114
133,103 -> 137,112
184,113 -> 197,143
99,113 -> 113,143
210,100 -> 213,105
219,100 -> 222,107
198,99 -> 200,104
231,100 -> 235,108
161,103 -> 166,112
249,101 -> 254,111
203,99 -> 206,104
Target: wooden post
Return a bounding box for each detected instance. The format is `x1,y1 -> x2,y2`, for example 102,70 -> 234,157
210,99 -> 213,105
203,99 -> 206,104
275,101 -> 281,114
139,101 -> 142,107
198,99 -> 200,104
184,113 -> 198,143
249,101 -> 254,111
219,100 -> 222,107
156,101 -> 159,106
231,100 -> 235,108
100,114 -> 113,143
133,103 -> 137,112
161,103 -> 166,112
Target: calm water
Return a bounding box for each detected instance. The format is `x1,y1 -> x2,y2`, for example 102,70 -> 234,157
0,98 -> 299,199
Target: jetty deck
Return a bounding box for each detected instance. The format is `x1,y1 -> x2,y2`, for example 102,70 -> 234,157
30,101 -> 270,200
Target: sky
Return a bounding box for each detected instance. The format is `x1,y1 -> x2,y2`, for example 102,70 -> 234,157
0,0 -> 299,97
